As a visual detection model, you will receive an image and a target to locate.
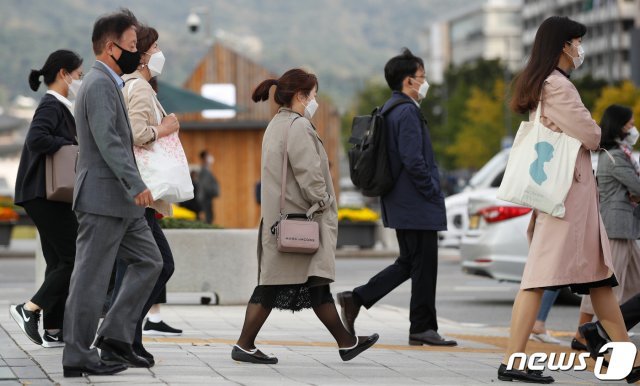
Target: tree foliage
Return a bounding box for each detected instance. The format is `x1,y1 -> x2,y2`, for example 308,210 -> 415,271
592,81 -> 640,124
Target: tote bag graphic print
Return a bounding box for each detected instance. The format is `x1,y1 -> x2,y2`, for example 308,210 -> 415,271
134,132 -> 194,203
497,102 -> 581,217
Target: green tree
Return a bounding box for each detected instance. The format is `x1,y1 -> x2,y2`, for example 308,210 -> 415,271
446,79 -> 507,168
592,81 -> 640,123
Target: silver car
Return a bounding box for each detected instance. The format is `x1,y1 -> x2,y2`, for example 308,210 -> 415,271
460,187 -> 580,304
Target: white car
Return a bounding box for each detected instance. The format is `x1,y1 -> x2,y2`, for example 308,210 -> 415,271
440,149 -> 509,248
459,187 -> 582,304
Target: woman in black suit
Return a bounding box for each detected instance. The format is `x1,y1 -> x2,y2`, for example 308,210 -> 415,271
11,50 -> 83,348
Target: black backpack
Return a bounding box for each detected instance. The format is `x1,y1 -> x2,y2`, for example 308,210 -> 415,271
348,99 -> 413,197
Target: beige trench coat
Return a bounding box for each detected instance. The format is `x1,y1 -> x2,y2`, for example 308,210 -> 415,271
520,70 -> 614,290
257,108 -> 337,286
121,71 -> 172,216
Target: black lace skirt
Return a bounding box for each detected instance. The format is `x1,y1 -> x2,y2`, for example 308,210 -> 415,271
249,282 -> 334,312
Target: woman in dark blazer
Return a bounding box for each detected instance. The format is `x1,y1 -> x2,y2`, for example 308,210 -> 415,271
11,50 -> 83,348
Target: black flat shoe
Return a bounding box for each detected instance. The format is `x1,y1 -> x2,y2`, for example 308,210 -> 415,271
626,366 -> 640,383
571,337 -> 587,351
63,361 -> 127,377
498,363 -> 554,383
339,333 -> 379,361
94,336 -> 151,368
231,345 -> 278,364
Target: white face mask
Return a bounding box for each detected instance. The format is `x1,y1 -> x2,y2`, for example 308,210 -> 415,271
410,78 -> 430,101
147,51 -> 165,77
624,126 -> 639,146
303,98 -> 319,119
564,42 -> 585,69
65,75 -> 82,99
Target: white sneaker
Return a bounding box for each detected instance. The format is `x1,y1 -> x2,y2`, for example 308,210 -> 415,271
529,332 -> 562,345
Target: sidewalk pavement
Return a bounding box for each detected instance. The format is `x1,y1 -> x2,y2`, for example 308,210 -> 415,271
0,301 -> 619,385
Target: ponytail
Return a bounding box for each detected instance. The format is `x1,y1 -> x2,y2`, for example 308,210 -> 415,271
28,49 -> 83,92
251,69 -> 318,106
28,69 -> 43,91
251,79 -> 278,103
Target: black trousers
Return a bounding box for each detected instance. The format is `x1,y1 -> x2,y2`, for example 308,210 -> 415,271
353,229 -> 439,334
23,198 -> 78,330
621,292 -> 640,331
112,208 -> 175,346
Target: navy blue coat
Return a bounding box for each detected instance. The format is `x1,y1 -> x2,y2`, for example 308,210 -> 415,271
380,91 -> 447,231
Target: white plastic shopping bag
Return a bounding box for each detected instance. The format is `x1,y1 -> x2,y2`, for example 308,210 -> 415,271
497,102 -> 581,217
134,132 -> 194,203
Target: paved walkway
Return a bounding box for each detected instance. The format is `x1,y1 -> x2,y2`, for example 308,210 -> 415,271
0,301 -> 622,385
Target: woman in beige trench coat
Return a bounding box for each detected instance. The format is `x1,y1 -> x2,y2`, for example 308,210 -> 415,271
232,69 -> 378,365
498,16 -> 640,384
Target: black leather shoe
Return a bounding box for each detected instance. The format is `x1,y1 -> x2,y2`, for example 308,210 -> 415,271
337,291 -> 361,336
626,366 -> 640,383
571,337 -> 587,351
231,345 -> 278,364
94,336 -> 151,368
498,363 -> 554,383
339,333 -> 379,361
133,343 -> 155,367
63,361 -> 127,377
409,330 -> 457,346
579,322 -> 610,365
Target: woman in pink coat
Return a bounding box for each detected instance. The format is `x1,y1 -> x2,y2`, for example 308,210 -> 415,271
498,16 -> 640,384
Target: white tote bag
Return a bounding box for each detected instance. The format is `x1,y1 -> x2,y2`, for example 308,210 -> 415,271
129,80 -> 194,203
497,102 -> 581,217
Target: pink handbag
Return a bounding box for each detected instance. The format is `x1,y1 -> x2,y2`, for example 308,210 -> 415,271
272,117 -> 320,254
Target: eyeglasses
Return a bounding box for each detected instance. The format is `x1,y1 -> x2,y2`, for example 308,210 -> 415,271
411,74 -> 426,79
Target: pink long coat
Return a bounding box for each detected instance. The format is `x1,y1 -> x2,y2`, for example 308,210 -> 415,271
520,69 -> 614,290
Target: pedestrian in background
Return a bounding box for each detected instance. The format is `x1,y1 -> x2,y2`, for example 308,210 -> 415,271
107,23 -> 182,367
232,68 -> 378,364
499,16 -> 640,384
198,150 -> 219,224
573,104 -> 640,349
62,8 -> 162,377
338,48 -> 455,348
529,290 -> 561,344
11,49 -> 83,348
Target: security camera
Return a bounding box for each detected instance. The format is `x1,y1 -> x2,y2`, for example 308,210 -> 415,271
187,12 -> 201,33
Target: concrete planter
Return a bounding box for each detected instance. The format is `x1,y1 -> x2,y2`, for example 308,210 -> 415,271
163,229 -> 258,305
337,221 -> 377,248
36,228 -> 259,305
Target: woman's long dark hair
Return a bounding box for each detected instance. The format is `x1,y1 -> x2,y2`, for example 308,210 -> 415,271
28,50 -> 83,91
252,68 -> 318,106
510,16 -> 586,114
600,104 -> 633,149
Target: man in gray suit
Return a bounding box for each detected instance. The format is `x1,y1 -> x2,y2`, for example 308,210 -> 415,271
62,9 -> 162,378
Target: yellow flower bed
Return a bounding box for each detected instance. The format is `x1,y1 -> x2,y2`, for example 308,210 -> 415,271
170,204 -> 197,220
337,207 -> 380,222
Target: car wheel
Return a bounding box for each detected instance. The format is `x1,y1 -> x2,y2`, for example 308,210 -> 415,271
556,287 -> 582,306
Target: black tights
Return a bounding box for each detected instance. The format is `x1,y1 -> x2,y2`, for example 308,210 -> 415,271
236,302 -> 357,350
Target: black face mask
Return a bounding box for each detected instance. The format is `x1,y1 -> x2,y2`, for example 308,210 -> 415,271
111,42 -> 141,75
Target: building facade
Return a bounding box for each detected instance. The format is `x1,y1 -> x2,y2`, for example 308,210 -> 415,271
523,0 -> 637,82
423,0 -> 524,83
